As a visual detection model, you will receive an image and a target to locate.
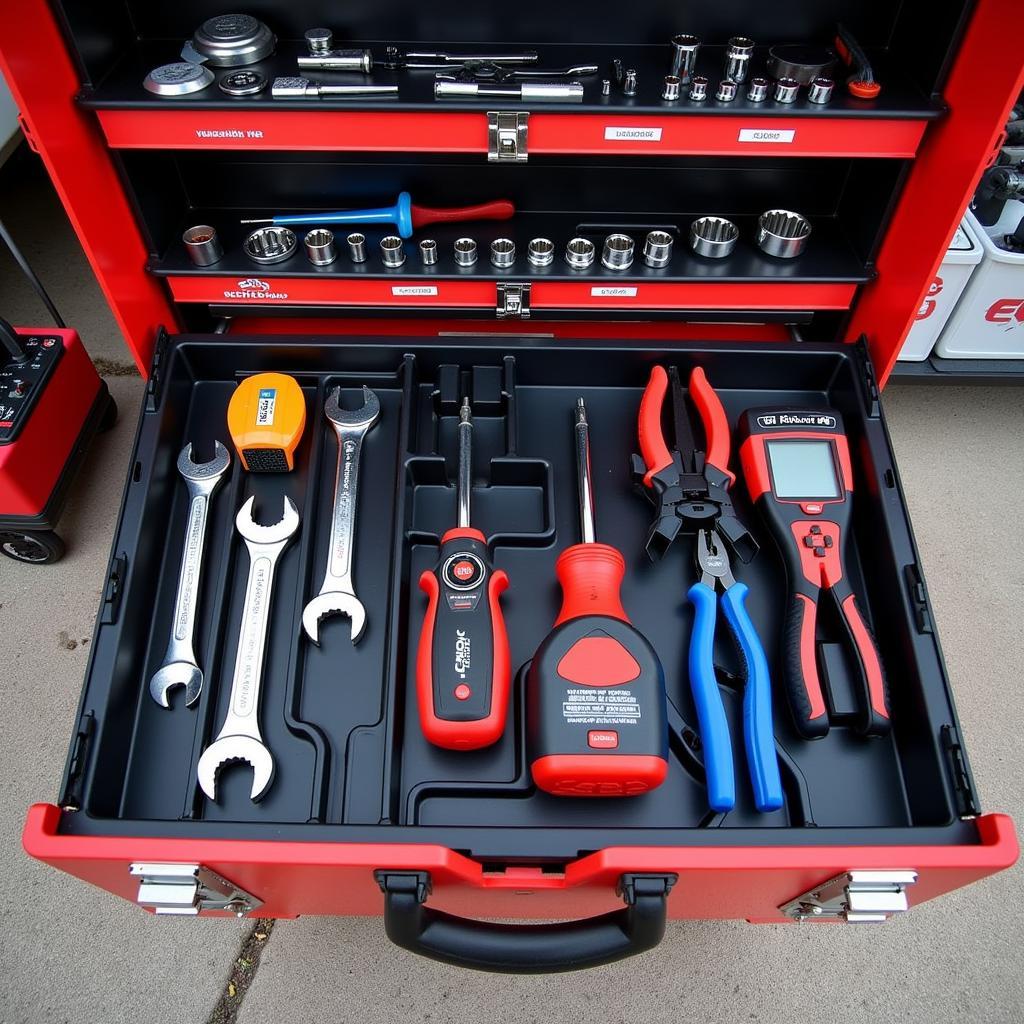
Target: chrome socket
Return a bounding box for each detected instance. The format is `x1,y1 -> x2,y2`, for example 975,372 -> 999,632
304,28 -> 334,55
304,228 -> 336,266
623,69 -> 638,96
565,237 -> 596,269
747,77 -> 769,102
182,224 -> 223,266
689,75 -> 708,101
774,78 -> 800,103
601,234 -> 634,270
808,77 -> 834,104
347,232 -> 367,263
601,79 -> 611,96
662,76 -> 681,101
527,238 -> 555,267
419,239 -> 438,266
490,238 -> 516,268
716,78 -> 738,102
757,209 -> 812,258
453,237 -> 478,266
690,216 -> 739,259
380,235 -> 406,267
724,37 -> 755,83
243,226 -> 297,264
643,230 -> 674,268
669,34 -> 700,82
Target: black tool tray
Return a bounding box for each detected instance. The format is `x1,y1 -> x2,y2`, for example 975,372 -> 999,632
57,331 -> 982,861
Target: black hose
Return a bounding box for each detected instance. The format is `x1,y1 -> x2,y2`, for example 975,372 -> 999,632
0,215 -> 65,327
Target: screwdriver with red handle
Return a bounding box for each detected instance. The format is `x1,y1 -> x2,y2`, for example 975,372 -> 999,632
417,399 -> 511,750
527,399 -> 668,797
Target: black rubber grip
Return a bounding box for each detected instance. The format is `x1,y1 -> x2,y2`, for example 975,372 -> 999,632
782,592 -> 830,739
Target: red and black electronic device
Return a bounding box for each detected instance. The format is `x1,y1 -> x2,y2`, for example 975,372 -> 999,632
738,408 -> 890,739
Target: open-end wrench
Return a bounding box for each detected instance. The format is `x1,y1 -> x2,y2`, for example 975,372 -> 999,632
197,495 -> 300,803
149,442 -> 231,708
301,386 -> 380,645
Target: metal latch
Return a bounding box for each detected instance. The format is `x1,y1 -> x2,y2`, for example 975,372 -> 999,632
780,870 -> 918,923
496,282 -> 531,319
487,111 -> 529,162
130,862 -> 263,917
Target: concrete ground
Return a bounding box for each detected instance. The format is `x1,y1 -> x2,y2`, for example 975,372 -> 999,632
0,146 -> 1020,1023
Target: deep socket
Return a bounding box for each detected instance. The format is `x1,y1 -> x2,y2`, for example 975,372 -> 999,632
689,75 -> 708,101
380,235 -> 406,267
669,34 -> 700,81
182,224 -> 223,266
623,69 -> 638,95
643,230 -> 674,267
454,237 -> 478,266
347,232 -> 367,262
662,76 -> 681,101
601,234 -> 634,270
724,37 -> 755,82
716,78 -> 738,102
419,239 -> 438,265
565,237 -> 596,269
490,238 -> 516,267
528,238 -> 555,266
304,228 -> 336,265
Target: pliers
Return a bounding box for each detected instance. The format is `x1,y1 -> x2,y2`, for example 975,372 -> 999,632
633,365 -> 783,813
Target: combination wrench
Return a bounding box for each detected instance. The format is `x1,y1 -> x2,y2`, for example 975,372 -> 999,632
197,495 -> 300,803
149,442 -> 231,708
301,386 -> 380,645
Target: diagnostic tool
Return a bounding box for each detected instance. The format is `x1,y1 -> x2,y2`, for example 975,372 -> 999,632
738,408 -> 890,739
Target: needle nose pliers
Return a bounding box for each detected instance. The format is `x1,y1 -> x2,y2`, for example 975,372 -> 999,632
632,365 -> 783,813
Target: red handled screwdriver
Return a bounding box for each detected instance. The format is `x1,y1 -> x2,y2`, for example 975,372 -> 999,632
527,399 -> 668,796
417,399 -> 510,750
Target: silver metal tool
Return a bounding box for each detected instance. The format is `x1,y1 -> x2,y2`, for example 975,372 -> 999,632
774,78 -> 800,103
724,37 -> 755,83
574,398 -> 596,544
304,228 -> 336,266
690,216 -> 739,258
301,387 -> 380,645
610,59 -> 624,88
347,232 -> 367,262
183,225 -> 223,267
272,77 -> 398,99
716,78 -> 738,102
670,34 -> 700,81
689,75 -> 708,101
454,238 -> 478,266
601,79 -> 611,96
396,50 -> 539,68
766,44 -> 838,86
757,210 -> 811,258
304,28 -> 334,55
602,234 -> 634,270
502,65 -> 599,79
747,77 -> 769,102
662,76 -> 681,101
219,69 -> 267,95
380,236 -> 406,267
434,81 -> 583,102
623,69 -> 638,96
565,237 -> 596,269
144,63 -> 215,96
808,77 -> 834,104
297,51 -> 374,73
643,230 -> 674,267
419,239 -> 438,265
244,226 -> 297,264
457,398 -> 472,528
490,238 -> 516,267
150,443 -> 231,709
197,495 -> 299,803
182,14 -> 276,67
527,238 -> 555,267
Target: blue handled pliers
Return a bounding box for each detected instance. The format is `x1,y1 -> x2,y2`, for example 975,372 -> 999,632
689,529 -> 783,812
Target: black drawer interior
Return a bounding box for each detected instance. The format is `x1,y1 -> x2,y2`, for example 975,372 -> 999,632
62,333 -> 977,859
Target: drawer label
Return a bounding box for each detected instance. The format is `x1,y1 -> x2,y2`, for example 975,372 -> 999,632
195,127 -> 265,140
223,278 -> 289,300
738,128 -> 796,143
604,126 -> 663,142
392,285 -> 439,296
256,388 -> 276,425
591,286 -> 638,297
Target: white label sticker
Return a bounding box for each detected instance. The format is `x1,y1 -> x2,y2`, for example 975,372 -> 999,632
738,128 -> 796,143
591,286 -> 638,297
391,285 -> 439,296
562,688 -> 641,726
256,388 -> 276,426
604,126 -> 663,142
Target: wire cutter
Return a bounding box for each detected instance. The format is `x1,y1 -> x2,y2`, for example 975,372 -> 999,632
632,365 -> 783,813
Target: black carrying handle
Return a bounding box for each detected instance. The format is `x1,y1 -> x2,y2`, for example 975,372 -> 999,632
377,871 -> 675,974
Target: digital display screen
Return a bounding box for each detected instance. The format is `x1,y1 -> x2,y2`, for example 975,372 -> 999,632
766,440 -> 841,499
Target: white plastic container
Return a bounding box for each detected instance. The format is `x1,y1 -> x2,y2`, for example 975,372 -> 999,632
935,205 -> 1024,359
898,215 -> 982,361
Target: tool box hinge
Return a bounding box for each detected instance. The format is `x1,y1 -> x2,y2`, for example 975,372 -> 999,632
496,282 -> 531,319
780,870 -> 918,923
854,337 -> 881,418
942,724 -> 982,818
100,553 -> 128,625
59,711 -> 95,811
903,563 -> 933,634
375,870 -> 432,902
617,873 -> 678,904
487,111 -> 529,162
130,863 -> 263,917
145,327 -> 170,412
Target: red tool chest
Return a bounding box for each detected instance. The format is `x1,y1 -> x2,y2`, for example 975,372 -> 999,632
2,0 -> 1020,972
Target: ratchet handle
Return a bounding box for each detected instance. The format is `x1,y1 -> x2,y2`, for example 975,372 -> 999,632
411,199 -> 515,229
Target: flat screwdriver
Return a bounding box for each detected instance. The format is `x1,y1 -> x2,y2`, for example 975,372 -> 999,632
417,399 -> 510,750
527,399 -> 669,796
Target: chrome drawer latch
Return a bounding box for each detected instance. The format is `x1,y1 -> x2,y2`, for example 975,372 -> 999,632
487,111 -> 529,162
780,870 -> 918,923
497,282 -> 531,319
130,862 -> 263,917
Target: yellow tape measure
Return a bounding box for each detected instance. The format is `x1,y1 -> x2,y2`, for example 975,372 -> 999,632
227,372 -> 306,472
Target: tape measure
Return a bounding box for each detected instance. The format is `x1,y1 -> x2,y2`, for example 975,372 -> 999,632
227,372 -> 306,472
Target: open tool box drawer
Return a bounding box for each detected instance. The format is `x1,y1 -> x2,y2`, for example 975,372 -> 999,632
23,330 -> 1017,972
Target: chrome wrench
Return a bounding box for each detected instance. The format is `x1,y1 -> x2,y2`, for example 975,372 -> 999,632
197,495 -> 300,802
301,386 -> 380,645
149,442 -> 231,708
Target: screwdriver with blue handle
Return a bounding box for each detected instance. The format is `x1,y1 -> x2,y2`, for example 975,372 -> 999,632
633,365 -> 783,813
